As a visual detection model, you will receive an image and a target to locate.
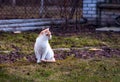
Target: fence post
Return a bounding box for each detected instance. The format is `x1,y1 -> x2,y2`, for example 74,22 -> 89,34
39,0 -> 44,17
12,0 -> 16,6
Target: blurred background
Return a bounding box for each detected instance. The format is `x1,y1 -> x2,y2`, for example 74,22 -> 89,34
0,0 -> 120,32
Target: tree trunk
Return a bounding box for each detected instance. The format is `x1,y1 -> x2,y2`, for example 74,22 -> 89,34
69,0 -> 79,19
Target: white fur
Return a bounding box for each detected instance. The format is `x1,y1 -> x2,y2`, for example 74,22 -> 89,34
34,30 -> 55,63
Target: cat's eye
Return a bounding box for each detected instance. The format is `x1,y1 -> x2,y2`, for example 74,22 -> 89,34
46,34 -> 49,36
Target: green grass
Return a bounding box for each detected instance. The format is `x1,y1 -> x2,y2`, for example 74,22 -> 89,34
0,67 -> 33,82
0,57 -> 120,82
0,31 -> 119,55
50,35 -> 104,48
0,31 -> 120,82
0,32 -> 37,54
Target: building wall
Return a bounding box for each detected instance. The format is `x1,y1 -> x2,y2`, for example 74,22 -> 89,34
83,0 -> 98,21
83,0 -> 120,26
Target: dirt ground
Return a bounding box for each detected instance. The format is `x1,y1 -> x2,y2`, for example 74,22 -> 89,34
0,46 -> 120,64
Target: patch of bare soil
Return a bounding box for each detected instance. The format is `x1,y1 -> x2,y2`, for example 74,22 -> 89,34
0,46 -> 119,64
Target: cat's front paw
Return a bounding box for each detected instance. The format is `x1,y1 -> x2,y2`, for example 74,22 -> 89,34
37,60 -> 41,63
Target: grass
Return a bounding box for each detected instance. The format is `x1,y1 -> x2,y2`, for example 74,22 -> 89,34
0,57 -> 120,82
51,35 -> 104,48
0,68 -> 33,82
0,31 -> 119,55
0,31 -> 120,82
0,32 -> 37,54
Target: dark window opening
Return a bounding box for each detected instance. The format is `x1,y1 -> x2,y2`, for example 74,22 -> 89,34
105,0 -> 120,4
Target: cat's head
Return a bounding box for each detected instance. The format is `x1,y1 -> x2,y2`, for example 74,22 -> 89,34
39,28 -> 52,40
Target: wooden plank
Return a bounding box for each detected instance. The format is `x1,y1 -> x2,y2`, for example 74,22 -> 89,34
0,20 -> 65,28
0,18 -> 64,25
0,19 -> 86,28
0,26 -> 48,32
98,4 -> 120,9
0,18 -> 87,32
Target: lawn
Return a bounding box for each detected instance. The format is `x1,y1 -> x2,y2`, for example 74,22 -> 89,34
0,31 -> 120,82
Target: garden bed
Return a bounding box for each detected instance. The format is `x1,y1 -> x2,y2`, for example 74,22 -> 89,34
0,47 -> 120,64
0,30 -> 120,64
0,30 -> 120,82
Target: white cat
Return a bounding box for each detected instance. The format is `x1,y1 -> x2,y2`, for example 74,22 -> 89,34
34,28 -> 56,63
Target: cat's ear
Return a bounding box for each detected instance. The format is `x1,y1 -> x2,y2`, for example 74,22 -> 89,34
44,28 -> 50,32
42,28 -> 49,32
39,31 -> 44,35
46,28 -> 49,31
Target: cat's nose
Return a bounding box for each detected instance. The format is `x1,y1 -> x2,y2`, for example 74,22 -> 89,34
46,34 -> 50,36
